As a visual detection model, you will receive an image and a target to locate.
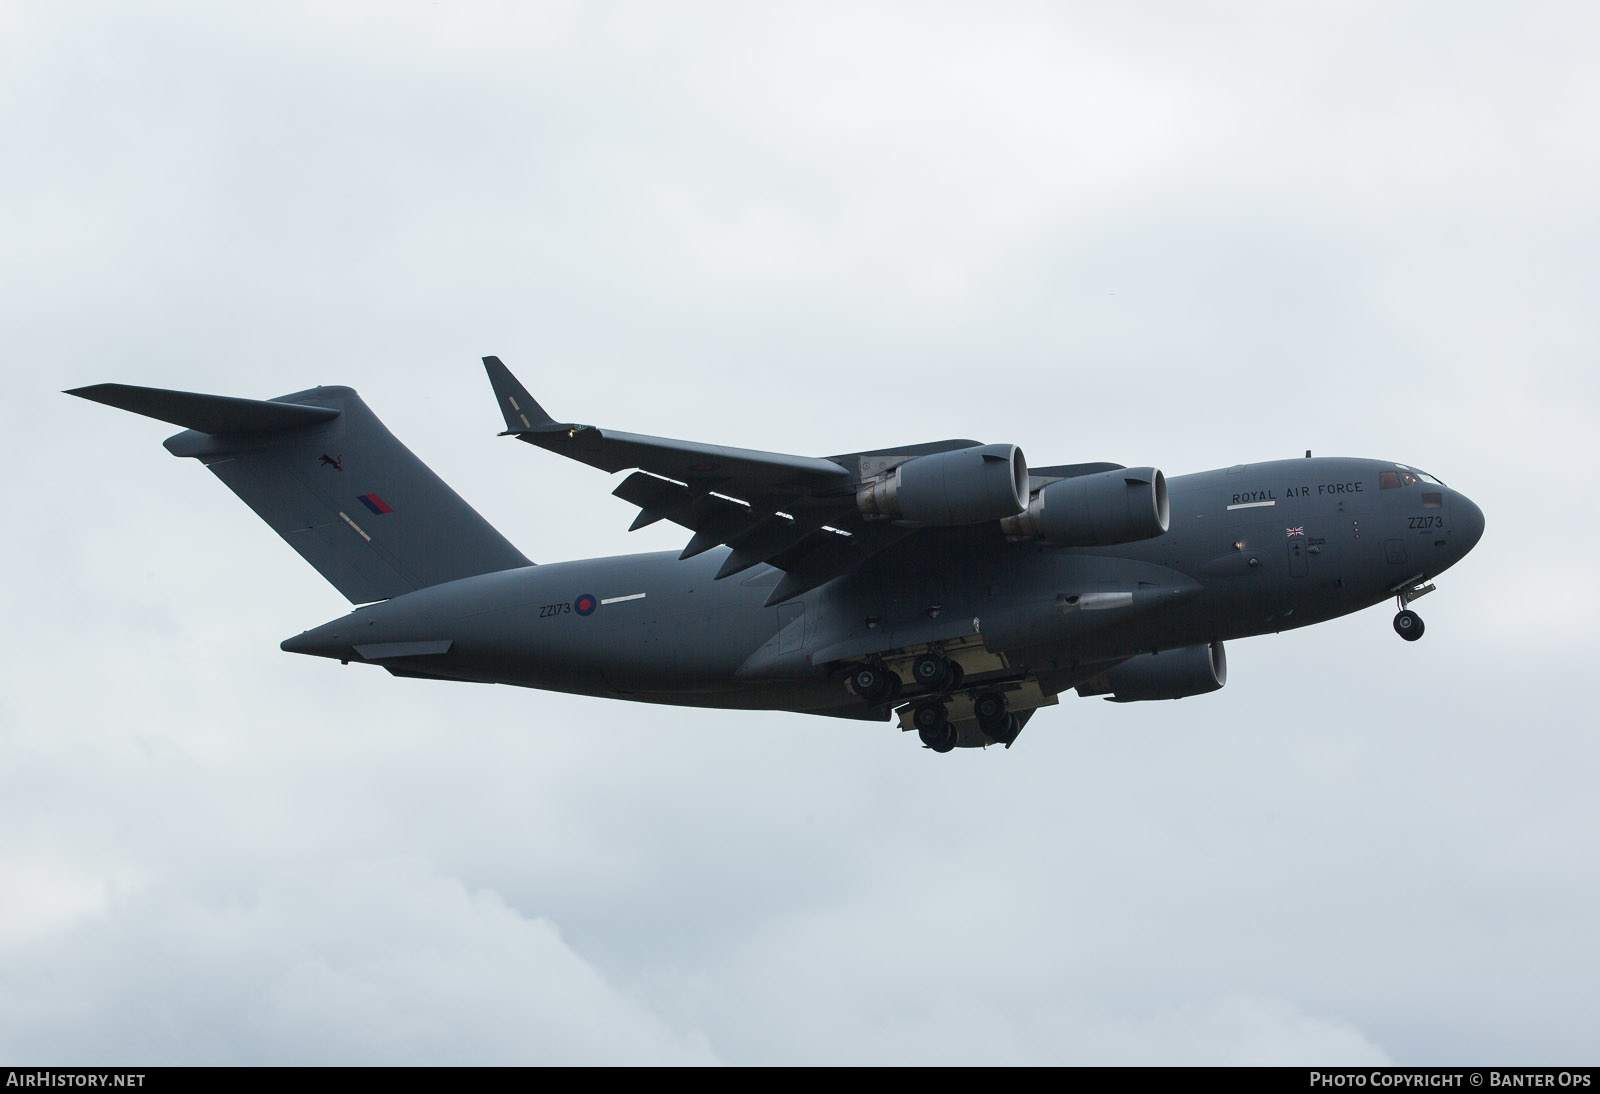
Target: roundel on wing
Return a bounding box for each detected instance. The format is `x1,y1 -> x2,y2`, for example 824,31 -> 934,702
574,594 -> 597,616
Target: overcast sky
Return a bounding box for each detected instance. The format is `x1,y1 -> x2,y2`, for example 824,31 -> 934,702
3,0 -> 1597,1065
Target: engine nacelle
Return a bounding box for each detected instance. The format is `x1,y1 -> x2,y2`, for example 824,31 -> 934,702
1079,641 -> 1227,702
856,444 -> 1028,526
999,467 -> 1169,546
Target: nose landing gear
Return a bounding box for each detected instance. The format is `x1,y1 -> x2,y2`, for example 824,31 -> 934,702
1391,579 -> 1436,642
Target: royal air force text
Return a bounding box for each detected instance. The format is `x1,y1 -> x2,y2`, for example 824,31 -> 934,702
1232,482 -> 1365,506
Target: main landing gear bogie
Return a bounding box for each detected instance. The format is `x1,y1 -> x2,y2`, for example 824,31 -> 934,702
973,690 -> 1022,749
912,701 -> 957,752
854,650 -> 964,710
853,653 -> 1021,754
908,688 -> 1024,753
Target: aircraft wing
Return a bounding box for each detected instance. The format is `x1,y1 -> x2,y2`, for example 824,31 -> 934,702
485,356 -> 850,487
485,357 -> 976,603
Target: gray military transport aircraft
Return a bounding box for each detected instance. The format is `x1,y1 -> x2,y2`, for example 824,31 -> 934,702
68,358 -> 1485,753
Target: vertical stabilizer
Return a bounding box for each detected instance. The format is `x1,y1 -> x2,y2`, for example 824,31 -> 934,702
68,382 -> 532,603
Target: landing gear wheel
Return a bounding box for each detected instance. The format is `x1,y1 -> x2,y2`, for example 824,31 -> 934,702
849,664 -> 881,698
1393,609 -> 1425,642
918,721 -> 957,753
911,701 -> 948,733
989,712 -> 1021,749
849,664 -> 903,703
973,690 -> 1009,734
912,653 -> 953,693
945,661 -> 964,692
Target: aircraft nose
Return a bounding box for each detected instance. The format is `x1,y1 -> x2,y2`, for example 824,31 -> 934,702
1453,490 -> 1486,556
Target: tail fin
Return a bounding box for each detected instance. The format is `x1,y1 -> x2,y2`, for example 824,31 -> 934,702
68,382 -> 532,603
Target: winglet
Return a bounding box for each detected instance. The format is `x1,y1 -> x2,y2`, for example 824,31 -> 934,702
483,356 -> 556,434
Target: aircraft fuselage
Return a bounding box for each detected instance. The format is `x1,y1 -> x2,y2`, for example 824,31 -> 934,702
282,456 -> 1485,729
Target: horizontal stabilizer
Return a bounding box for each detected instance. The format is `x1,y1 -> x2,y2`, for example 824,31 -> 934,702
66,383 -> 340,434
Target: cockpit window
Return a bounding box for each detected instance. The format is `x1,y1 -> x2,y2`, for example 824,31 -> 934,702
1383,466 -> 1445,489
1388,463 -> 1446,488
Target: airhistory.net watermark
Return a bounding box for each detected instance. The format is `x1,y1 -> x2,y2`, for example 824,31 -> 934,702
5,1074 -> 145,1088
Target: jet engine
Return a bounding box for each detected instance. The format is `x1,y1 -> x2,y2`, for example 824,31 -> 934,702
1000,467 -> 1169,546
1078,641 -> 1227,702
856,444 -> 1028,526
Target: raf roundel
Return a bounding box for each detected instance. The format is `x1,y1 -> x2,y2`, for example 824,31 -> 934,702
574,593 -> 597,616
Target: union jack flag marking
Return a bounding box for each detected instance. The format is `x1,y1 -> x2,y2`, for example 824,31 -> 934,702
1286,526 -> 1305,537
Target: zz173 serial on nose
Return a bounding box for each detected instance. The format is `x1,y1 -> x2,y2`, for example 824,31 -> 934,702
68,357 -> 1485,754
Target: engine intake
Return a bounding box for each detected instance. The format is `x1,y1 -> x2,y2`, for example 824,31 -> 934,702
1079,641 -> 1227,702
856,444 -> 1028,526
1000,467 -> 1169,546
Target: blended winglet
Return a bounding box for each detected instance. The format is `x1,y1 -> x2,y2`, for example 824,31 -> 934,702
483,356 -> 556,434
65,383 -> 340,434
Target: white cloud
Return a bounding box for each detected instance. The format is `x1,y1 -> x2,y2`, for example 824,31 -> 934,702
0,860 -> 716,1065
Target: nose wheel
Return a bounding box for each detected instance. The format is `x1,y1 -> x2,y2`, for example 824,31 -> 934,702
1393,609 -> 1425,641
